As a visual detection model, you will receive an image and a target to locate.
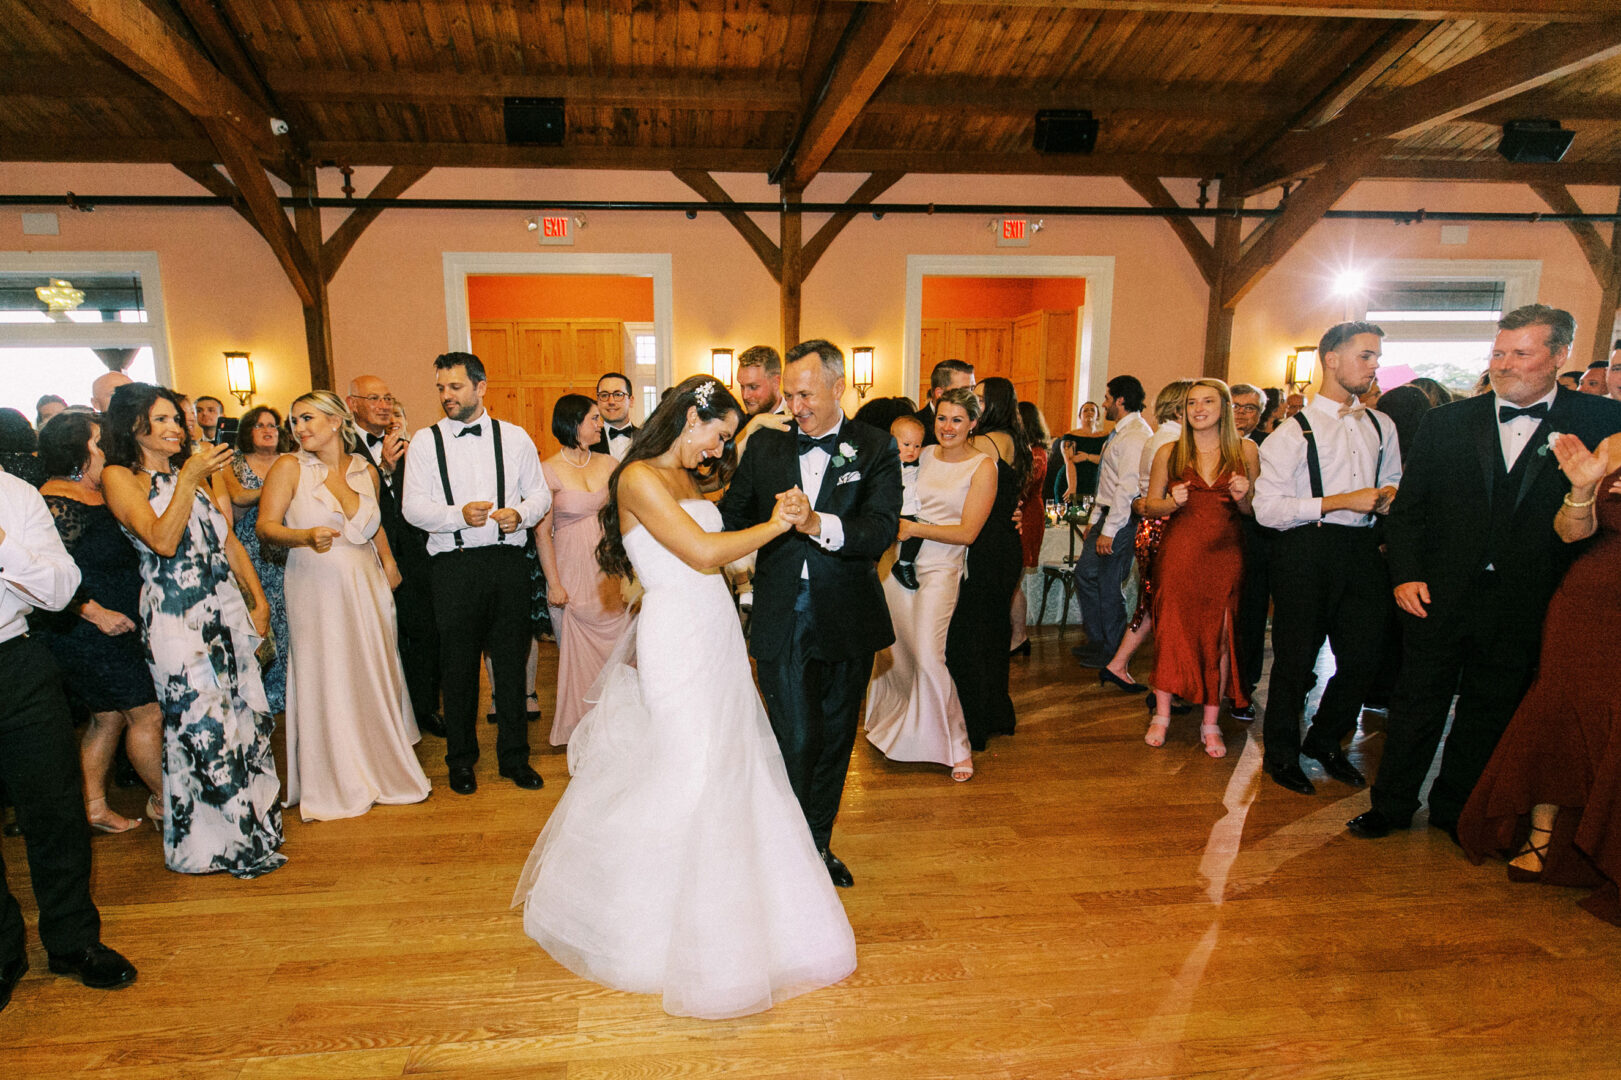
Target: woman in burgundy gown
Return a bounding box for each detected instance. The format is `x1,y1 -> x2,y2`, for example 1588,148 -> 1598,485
1139,379 -> 1259,758
1460,432 -> 1621,926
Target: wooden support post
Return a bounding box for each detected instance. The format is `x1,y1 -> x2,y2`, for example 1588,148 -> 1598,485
1531,182 -> 1621,366
291,166 -> 333,390
780,187 -> 803,354
1203,182 -> 1245,380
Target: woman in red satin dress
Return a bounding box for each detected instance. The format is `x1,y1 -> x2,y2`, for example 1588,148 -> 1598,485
1460,432 -> 1621,926
1139,380 -> 1259,758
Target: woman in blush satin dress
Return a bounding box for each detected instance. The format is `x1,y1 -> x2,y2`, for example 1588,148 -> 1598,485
1461,433 -> 1621,926
258,391 -> 428,822
535,394 -> 628,745
513,376 -> 855,1020
1139,379 -> 1259,759
864,387 -> 997,781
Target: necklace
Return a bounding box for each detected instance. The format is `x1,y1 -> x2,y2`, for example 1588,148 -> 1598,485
561,447 -> 592,468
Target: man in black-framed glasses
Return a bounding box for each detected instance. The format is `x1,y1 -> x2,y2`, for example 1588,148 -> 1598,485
590,372 -> 637,460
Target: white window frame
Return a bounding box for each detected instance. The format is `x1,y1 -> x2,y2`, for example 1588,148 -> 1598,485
0,251 -> 174,383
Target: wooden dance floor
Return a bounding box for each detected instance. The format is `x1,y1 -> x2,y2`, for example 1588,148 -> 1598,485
5,630 -> 1619,1079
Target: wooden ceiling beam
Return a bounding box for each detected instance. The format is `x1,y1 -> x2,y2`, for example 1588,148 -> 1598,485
1528,181 -> 1614,282
169,0 -> 278,116
205,119 -> 316,307
264,69 -> 802,110
1292,21 -> 1439,130
783,0 -> 940,188
866,78 -> 1286,119
33,0 -> 279,157
670,170 -> 783,281
320,166 -> 433,282
1246,18 -> 1621,192
1123,175 -> 1215,287
172,160 -> 263,238
912,0 -> 1609,21
801,171 -> 906,276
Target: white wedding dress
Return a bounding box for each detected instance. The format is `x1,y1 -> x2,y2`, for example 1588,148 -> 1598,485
512,499 -> 857,1019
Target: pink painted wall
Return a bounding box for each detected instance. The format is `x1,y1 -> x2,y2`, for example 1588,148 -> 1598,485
3,162 -> 1612,430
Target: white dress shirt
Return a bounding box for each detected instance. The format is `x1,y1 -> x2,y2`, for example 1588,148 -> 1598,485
0,470 -> 82,644
401,412 -> 551,556
1494,386 -> 1558,471
1137,420 -> 1182,499
603,424 -> 636,461
1254,395 -> 1403,531
797,414 -> 848,578
1090,411 -> 1153,540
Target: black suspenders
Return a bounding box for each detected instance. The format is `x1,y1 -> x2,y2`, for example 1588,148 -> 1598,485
429,417 -> 506,550
1293,410 -> 1384,505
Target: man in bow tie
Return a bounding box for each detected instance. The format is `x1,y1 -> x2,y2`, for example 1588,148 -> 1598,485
348,375 -> 443,739
1349,304 -> 1621,841
1254,322 -> 1402,796
402,354 -> 551,796
591,372 -> 637,460
719,340 -> 901,889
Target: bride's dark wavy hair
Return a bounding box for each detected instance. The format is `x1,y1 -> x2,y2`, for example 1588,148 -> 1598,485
595,374 -> 742,580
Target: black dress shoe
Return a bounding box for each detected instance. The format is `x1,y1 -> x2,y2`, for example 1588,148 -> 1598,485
1304,746 -> 1366,787
500,764 -> 544,790
448,767 -> 477,795
1347,809 -> 1409,839
1099,667 -> 1148,693
893,562 -> 919,591
1010,639 -> 1031,658
1229,704 -> 1256,723
46,943 -> 136,990
0,954 -> 26,1013
820,849 -> 854,888
417,712 -> 446,738
1265,762 -> 1317,796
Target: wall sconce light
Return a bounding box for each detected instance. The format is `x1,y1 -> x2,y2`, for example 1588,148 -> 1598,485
710,347 -> 735,387
850,346 -> 875,399
224,351 -> 256,406
1284,346 -> 1317,393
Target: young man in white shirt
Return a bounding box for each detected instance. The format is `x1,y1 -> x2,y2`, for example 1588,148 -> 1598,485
1072,375 -> 1152,668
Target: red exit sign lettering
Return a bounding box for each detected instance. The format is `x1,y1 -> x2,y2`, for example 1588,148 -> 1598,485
535,213 -> 574,246
996,216 -> 1031,247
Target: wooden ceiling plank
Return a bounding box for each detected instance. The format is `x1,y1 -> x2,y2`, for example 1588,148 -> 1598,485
866,77 -> 1288,118
1248,17 -> 1621,190
168,0 -> 278,115
787,0 -> 941,187
205,118 -> 316,306
671,169 -> 783,280
264,67 -> 802,109
918,0 -> 1611,21
1123,174 -> 1215,286
1296,20 -> 1437,128
320,165 -> 433,281
801,170 -> 906,276
34,0 -> 278,156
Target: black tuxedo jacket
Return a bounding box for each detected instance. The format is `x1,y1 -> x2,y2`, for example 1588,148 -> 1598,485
719,418 -> 902,663
916,404 -> 938,447
1386,387 -> 1621,616
591,424 -> 637,456
354,434 -> 431,571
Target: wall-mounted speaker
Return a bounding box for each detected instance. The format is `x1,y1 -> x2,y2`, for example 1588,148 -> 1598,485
504,97 -> 565,146
1497,119 -> 1573,164
1034,110 -> 1098,155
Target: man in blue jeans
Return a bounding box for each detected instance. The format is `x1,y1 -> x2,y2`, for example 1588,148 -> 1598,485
1072,375 -> 1151,668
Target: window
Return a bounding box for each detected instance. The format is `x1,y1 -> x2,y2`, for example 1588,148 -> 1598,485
623,322 -> 658,424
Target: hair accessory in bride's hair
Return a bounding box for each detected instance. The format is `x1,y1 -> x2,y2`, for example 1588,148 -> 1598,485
693,378 -> 716,411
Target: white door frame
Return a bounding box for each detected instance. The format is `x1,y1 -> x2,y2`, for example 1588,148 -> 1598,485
442,252 -> 675,393
904,254 -> 1115,416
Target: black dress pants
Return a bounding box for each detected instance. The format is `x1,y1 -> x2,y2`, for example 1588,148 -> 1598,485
0,635 -> 100,964
394,553 -> 441,722
429,545 -> 532,772
754,584 -> 871,851
1262,524 -> 1391,770
1235,518 -> 1271,698
1370,573 -> 1539,827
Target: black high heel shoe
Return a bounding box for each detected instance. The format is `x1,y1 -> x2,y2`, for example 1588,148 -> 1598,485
1100,667 -> 1148,694
1011,640 -> 1031,658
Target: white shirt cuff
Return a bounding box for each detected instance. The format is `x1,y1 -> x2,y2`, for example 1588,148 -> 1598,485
813,512 -> 845,551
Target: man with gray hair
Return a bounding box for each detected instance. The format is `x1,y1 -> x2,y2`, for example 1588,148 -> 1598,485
1350,303 -> 1621,840
736,345 -> 786,416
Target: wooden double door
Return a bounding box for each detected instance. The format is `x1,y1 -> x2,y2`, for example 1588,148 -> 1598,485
919,309 -> 1078,436
469,319 -> 626,456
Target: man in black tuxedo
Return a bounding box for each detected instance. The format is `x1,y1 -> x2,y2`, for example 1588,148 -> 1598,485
1349,304 -> 1621,840
590,372 -> 638,460
719,340 -> 902,888
347,374 -> 444,738
915,358 -> 975,447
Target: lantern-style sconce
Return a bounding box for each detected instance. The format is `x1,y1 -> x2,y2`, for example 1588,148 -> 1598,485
850,346 -> 875,399
224,351 -> 256,406
711,347 -> 735,387
1285,346 -> 1317,393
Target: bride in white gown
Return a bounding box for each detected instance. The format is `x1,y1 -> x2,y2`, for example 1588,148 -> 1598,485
513,376 -> 856,1019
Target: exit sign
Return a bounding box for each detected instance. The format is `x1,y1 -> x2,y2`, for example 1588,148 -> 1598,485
536,213 -> 574,246
997,217 -> 1031,247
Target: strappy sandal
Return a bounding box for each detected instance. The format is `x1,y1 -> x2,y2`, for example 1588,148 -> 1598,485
1507,824 -> 1552,882
952,759 -> 974,782
1145,716 -> 1170,748
146,794 -> 165,833
86,798 -> 141,835
1200,722 -> 1226,759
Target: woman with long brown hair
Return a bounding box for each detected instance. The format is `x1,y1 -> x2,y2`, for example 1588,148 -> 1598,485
1139,378 -> 1259,758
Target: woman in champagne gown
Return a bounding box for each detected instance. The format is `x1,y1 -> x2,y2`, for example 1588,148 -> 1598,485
514,377 -> 855,1020
1461,437 -> 1621,926
535,395 -> 628,745
259,391 -> 428,822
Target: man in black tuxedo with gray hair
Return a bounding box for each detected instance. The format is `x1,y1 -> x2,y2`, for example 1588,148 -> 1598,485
1349,303 -> 1621,840
720,339 -> 901,888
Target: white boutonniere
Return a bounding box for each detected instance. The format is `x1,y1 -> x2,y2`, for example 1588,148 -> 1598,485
831,441 -> 858,467
1538,431 -> 1561,457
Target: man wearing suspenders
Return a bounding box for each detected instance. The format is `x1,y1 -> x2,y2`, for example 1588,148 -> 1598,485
1253,322 -> 1402,796
402,352 -> 552,795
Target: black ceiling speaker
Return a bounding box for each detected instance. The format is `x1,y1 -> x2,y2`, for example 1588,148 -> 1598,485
1497,119 -> 1573,164
1034,109 -> 1098,154
504,97 -> 565,146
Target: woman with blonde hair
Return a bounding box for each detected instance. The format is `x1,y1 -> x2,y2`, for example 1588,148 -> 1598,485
258,390 -> 429,821
1139,378 -> 1259,757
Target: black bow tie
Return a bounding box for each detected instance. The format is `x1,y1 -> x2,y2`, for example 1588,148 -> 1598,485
607,425 -> 632,439
798,430 -> 840,456
1498,403 -> 1549,423
365,432 -> 383,446
455,424 -> 482,438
